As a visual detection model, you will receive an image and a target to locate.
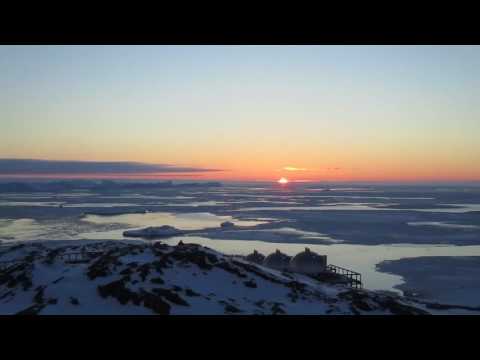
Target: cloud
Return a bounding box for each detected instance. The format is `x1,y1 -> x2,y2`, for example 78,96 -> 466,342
283,166 -> 308,172
0,159 -> 223,175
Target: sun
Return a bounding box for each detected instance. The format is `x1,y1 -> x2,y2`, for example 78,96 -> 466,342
278,177 -> 289,184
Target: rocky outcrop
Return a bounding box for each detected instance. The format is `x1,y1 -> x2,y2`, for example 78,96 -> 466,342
0,240 -> 433,315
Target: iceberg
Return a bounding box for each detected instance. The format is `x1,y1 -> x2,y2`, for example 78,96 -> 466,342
123,225 -> 184,238
220,221 -> 235,229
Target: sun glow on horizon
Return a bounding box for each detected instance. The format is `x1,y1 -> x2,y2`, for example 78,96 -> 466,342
278,177 -> 289,184
1,46 -> 479,183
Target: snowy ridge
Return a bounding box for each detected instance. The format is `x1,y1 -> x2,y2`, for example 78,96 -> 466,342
0,240 -> 430,315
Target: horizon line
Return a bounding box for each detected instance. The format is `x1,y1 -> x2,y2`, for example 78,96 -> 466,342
0,175 -> 479,185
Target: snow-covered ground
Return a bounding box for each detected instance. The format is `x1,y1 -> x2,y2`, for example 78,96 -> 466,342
0,239 -> 430,315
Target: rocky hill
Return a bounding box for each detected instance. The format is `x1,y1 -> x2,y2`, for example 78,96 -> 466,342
0,240 -> 430,315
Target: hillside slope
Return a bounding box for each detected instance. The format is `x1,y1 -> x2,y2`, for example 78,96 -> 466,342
0,240 -> 429,315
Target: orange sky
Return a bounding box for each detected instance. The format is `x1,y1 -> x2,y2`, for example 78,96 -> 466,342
1,45 -> 480,183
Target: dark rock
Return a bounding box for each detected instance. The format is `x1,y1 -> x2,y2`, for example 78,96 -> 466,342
271,302 -> 286,315
151,288 -> 189,306
120,267 -> 133,276
380,298 -> 430,315
34,286 -> 45,304
151,258 -> 169,273
141,291 -> 171,315
310,272 -> 351,285
150,277 -> 165,285
87,251 -> 122,280
340,290 -> 376,312
254,300 -> 265,308
205,253 -> 218,264
1,263 -> 33,291
137,263 -> 151,281
287,281 -> 306,293
18,272 -> 33,291
0,290 -> 14,300
52,276 -> 64,284
70,297 -> 80,305
287,292 -> 299,303
339,290 -> 429,315
219,301 -> 242,314
185,288 -> 201,297
15,304 -> 46,315
233,261 -> 283,284
44,248 -> 62,265
425,302 -> 480,311
170,248 -> 214,270
216,261 -> 246,278
152,242 -> 169,252
352,299 -> 373,311
243,279 -> 257,288
224,304 -> 242,313
97,279 -> 141,306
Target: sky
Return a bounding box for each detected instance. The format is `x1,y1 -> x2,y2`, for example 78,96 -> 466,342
0,45 -> 479,182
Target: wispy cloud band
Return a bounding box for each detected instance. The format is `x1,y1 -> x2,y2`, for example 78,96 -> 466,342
283,166 -> 308,172
0,159 -> 223,175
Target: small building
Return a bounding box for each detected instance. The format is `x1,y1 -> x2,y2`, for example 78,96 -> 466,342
245,250 -> 265,265
289,247 -> 327,274
263,249 -> 291,271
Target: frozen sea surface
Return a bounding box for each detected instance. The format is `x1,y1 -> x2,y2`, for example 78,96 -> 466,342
2,181 -> 480,306
377,256 -> 480,307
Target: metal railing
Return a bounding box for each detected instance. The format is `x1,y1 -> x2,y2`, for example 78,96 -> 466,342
326,264 -> 363,289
